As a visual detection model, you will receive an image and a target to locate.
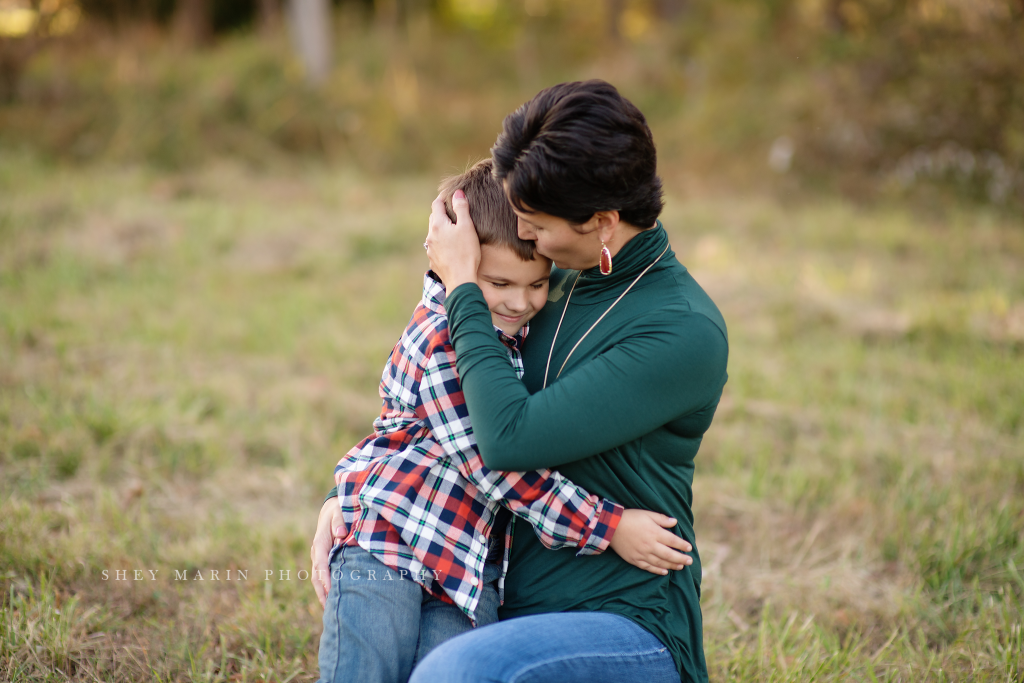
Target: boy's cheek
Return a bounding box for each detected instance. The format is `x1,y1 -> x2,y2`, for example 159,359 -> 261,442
532,287 -> 550,313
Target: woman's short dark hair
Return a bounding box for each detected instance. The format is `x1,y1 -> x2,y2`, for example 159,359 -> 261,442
491,80 -> 664,229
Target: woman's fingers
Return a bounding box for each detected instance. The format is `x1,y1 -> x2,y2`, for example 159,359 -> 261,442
451,189 -> 472,226
430,191 -> 448,219
427,193 -> 451,238
425,193 -> 449,252
424,189 -> 480,290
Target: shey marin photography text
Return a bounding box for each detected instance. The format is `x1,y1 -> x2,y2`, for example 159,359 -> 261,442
100,567 -> 442,583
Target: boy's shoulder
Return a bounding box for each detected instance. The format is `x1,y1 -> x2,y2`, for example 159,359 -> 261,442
392,273 -> 454,369
403,303 -> 450,351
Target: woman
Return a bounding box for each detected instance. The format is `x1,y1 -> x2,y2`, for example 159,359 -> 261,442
410,80 -> 728,683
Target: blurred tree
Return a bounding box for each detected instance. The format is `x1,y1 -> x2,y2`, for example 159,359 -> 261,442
0,0 -> 80,102
653,0 -> 686,20
798,0 -> 1024,194
287,0 -> 332,85
1,0 -> 1020,202
371,0 -> 433,30
78,0 -> 261,34
606,0 -> 624,40
259,0 -> 282,33
210,0 -> 259,32
77,0 -> 173,25
172,0 -> 210,44
375,0 -> 397,28
0,33 -> 33,103
823,0 -> 848,33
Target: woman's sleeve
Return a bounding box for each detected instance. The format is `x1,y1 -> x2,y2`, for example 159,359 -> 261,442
324,486 -> 337,504
446,283 -> 729,472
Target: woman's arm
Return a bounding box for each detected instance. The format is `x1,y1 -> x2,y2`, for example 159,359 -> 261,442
417,342 -> 625,555
446,284 -> 728,471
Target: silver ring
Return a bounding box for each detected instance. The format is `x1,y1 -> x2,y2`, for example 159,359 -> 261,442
423,242 -> 429,250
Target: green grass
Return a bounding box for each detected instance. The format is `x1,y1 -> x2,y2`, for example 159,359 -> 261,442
1,154 -> 1022,681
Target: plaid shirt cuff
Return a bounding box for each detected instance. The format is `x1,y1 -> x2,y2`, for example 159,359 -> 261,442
576,499 -> 624,556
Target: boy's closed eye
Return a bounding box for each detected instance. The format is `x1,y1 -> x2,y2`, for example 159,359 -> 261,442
484,279 -> 549,290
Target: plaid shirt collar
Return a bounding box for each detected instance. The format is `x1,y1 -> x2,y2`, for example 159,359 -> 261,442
423,271 -> 528,348
422,271 -> 448,315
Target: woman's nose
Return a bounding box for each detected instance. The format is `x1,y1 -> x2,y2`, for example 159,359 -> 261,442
517,218 -> 536,241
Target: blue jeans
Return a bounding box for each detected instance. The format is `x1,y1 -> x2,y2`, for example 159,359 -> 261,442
409,612 -> 681,683
317,544 -> 500,683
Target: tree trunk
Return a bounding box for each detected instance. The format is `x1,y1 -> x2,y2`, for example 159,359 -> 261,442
654,0 -> 688,21
824,0 -> 848,33
606,0 -> 624,41
0,6 -> 44,103
259,0 -> 282,34
287,0 -> 333,86
0,41 -> 33,103
375,0 -> 399,30
172,0 -> 212,46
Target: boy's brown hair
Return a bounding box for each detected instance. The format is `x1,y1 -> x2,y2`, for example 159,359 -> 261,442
438,159 -> 535,261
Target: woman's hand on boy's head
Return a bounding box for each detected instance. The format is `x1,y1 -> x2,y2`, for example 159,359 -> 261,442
609,509 -> 693,576
426,190 -> 481,292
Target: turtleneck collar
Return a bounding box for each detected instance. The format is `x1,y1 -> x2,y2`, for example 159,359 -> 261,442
564,221 -> 675,304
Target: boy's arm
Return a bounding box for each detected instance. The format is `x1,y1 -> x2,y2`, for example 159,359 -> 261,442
419,344 -> 622,555
329,433 -> 389,531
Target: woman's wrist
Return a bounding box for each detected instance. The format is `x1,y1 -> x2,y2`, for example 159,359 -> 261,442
443,272 -> 479,293
445,280 -> 489,328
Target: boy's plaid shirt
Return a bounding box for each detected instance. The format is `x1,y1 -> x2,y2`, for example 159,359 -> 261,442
334,272 -> 623,623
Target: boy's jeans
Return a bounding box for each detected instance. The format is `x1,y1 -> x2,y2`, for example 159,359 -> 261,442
317,544 -> 500,683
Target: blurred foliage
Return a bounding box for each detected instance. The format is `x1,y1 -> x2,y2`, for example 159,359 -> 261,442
778,0 -> 1024,203
0,0 -> 1021,204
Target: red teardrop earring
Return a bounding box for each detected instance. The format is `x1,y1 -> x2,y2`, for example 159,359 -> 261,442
600,242 -> 613,276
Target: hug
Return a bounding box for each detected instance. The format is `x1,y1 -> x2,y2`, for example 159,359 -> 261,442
310,78 -> 729,683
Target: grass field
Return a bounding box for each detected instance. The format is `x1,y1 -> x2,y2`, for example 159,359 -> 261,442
1,154 -> 1022,681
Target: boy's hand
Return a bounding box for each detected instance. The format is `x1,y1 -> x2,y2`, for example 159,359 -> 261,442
425,189 -> 481,292
609,509 -> 693,576
310,497 -> 348,609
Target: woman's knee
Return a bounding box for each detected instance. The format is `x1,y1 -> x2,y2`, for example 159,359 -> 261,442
410,626 -> 504,683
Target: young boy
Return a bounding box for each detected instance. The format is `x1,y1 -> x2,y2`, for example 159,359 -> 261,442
315,160 -> 684,683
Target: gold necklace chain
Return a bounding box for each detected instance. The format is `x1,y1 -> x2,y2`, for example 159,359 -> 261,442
542,243 -> 671,389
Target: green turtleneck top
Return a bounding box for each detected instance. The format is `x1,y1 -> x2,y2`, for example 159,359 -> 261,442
444,224 -> 728,682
